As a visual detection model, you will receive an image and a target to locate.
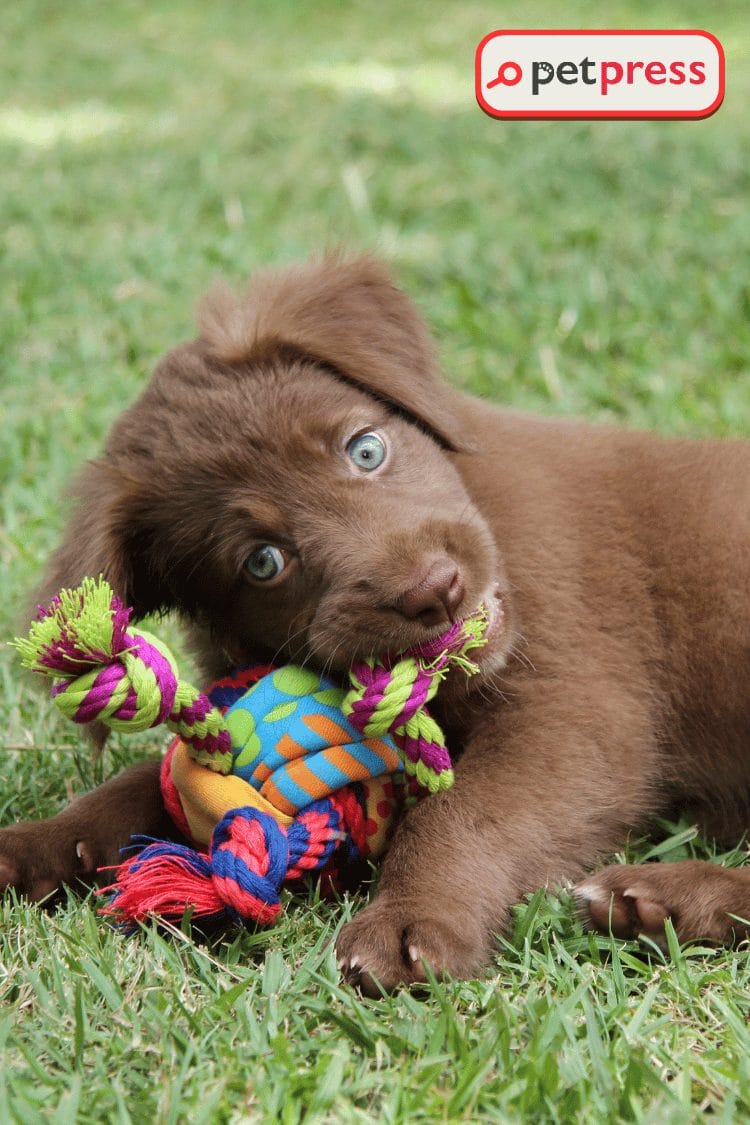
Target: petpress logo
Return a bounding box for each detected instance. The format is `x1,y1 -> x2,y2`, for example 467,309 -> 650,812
476,30 -> 724,119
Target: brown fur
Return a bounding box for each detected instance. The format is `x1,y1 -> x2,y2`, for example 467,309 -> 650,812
3,255 -> 749,990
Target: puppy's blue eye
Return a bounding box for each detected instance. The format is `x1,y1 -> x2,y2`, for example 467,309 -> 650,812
245,545 -> 285,581
346,431 -> 386,472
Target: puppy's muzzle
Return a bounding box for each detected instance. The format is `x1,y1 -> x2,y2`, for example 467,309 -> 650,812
395,557 -> 465,628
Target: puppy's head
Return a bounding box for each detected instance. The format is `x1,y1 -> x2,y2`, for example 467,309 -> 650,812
38,256 -> 510,681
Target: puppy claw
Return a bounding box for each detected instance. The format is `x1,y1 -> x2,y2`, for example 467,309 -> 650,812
575,880 -> 633,935
576,861 -> 750,946
336,898 -> 488,994
75,840 -> 98,876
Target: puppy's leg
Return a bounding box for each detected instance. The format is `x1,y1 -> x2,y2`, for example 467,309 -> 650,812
0,760 -> 173,902
576,861 -> 750,947
337,676 -> 658,993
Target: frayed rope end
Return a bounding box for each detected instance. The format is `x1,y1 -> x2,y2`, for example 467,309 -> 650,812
11,576 -> 130,679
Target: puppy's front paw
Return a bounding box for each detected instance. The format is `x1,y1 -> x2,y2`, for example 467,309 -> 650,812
576,860 -> 750,947
336,897 -> 489,995
0,820 -> 101,904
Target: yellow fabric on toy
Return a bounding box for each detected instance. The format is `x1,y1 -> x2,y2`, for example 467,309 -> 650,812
171,740 -> 293,845
170,738 -> 406,859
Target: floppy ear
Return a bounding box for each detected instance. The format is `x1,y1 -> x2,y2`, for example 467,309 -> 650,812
28,460 -> 173,622
197,255 -> 469,451
22,461 -> 180,750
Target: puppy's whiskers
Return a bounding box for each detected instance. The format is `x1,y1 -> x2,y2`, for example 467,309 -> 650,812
272,614 -> 312,666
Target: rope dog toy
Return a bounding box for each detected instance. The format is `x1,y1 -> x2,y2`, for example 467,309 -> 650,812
14,577 -> 488,929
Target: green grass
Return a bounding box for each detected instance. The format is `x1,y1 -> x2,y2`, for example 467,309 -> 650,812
1,1 -> 749,1120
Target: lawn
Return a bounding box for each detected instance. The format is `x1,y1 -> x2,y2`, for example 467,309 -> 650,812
1,1 -> 749,1120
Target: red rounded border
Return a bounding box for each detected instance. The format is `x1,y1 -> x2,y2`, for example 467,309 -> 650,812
475,29 -> 725,121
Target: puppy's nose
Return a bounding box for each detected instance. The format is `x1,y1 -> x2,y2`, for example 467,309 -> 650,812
397,559 -> 465,627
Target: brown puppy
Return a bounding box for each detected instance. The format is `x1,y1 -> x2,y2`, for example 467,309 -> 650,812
3,256 -> 749,992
